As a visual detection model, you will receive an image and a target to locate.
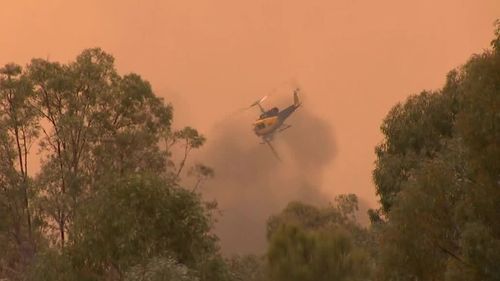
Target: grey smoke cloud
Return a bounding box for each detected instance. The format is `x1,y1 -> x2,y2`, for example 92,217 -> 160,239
199,106 -> 337,255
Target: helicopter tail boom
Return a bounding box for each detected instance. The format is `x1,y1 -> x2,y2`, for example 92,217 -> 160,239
277,89 -> 301,122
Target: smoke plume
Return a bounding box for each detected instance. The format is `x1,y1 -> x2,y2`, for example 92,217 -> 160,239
198,104 -> 337,255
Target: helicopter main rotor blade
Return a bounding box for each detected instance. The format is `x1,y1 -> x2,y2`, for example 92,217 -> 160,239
249,95 -> 268,107
246,95 -> 268,114
229,95 -> 268,116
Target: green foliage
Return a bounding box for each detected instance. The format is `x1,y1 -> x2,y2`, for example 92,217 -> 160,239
267,195 -> 371,248
0,62 -> 40,278
125,257 -> 199,281
0,49 -> 221,280
445,223 -> 500,281
373,90 -> 457,213
373,23 -> 500,281
24,48 -> 176,250
268,224 -> 369,281
24,250 -> 79,281
173,127 -> 206,149
491,19 -> 500,51
267,201 -> 330,239
334,193 -> 359,222
266,197 -> 372,281
1,19 -> 499,281
376,150 -> 462,280
226,255 -> 266,281
31,50 -> 190,275
69,174 -> 218,278
169,126 -> 207,179
188,164 -> 215,192
196,255 -> 233,281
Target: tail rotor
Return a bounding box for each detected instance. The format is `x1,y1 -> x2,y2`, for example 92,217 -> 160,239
293,88 -> 301,107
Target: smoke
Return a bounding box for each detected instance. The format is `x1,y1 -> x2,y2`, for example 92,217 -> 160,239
198,104 -> 337,255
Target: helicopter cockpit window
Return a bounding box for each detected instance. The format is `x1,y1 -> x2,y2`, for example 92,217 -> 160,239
255,123 -> 266,129
260,107 -> 279,119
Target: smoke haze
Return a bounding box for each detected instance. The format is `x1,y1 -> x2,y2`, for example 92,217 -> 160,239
1,0 -> 497,255
199,94 -> 337,254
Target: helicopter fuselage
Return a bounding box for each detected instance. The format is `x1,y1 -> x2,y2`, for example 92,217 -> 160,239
253,104 -> 298,140
249,88 -> 301,142
253,116 -> 280,136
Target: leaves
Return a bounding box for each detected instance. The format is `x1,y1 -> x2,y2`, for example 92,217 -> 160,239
125,256 -> 199,281
69,174 -> 218,277
266,197 -> 372,281
372,23 -> 500,281
0,49 -> 221,280
267,224 -> 370,281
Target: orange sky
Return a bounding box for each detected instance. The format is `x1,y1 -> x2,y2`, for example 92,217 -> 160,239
1,0 -> 499,252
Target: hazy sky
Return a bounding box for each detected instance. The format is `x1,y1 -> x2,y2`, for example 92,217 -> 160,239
1,0 -> 498,253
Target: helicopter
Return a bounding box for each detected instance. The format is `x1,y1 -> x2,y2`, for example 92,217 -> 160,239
247,88 -> 302,159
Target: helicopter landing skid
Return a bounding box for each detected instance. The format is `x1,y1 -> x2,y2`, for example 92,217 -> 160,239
278,124 -> 292,133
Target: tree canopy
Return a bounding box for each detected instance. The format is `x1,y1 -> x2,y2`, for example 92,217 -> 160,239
1,20 -> 499,281
372,21 -> 500,281
0,48 -> 224,280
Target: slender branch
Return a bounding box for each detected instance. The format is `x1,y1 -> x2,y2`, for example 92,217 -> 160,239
435,242 -> 470,267
191,179 -> 202,193
39,83 -> 67,247
175,139 -> 191,179
21,125 -> 32,241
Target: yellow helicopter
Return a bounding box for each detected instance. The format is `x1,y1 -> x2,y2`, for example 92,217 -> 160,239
247,88 -> 302,159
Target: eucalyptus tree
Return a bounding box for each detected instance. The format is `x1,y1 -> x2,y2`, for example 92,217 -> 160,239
27,48 -> 173,247
0,63 -> 40,277
266,196 -> 372,281
16,48 -> 226,281
373,23 -> 500,281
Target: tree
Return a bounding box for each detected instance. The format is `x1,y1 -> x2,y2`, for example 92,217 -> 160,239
226,254 -> 266,281
27,48 -> 173,247
0,48 -> 223,280
67,174 -> 218,278
125,257 -> 199,281
168,126 -> 206,179
267,224 -> 369,281
373,89 -> 457,213
443,21 -> 500,281
188,164 -> 215,192
0,63 -> 40,278
372,22 -> 500,281
266,197 -> 372,281
375,148 -> 465,280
